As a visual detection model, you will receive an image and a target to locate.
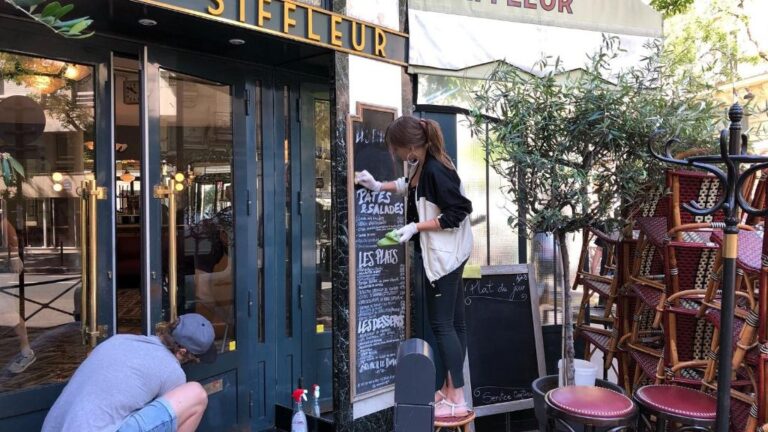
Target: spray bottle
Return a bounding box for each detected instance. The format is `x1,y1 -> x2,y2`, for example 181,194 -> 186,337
291,388 -> 308,432
310,384 -> 321,417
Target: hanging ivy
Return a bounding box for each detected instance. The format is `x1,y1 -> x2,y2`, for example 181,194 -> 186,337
4,0 -> 94,38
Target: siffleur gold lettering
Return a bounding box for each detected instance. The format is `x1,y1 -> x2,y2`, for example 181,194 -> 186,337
199,0 -> 394,59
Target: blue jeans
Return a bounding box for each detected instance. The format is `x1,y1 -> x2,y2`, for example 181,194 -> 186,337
118,397 -> 177,432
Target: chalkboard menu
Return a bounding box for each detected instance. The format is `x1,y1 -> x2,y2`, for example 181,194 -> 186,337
347,103 -> 410,400
464,265 -> 545,416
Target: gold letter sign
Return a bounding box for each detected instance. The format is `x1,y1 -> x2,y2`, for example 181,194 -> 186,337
134,0 -> 408,66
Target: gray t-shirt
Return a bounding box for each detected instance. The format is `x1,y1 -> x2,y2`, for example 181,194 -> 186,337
42,335 -> 186,432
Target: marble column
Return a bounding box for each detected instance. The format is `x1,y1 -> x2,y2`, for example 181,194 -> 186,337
331,1 -> 411,429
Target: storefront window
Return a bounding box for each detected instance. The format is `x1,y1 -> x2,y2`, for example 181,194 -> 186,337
314,99 -> 331,334
158,69 -> 235,352
0,52 -> 94,392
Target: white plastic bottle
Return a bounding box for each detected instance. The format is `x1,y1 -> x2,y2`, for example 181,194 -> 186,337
310,384 -> 321,417
291,388 -> 308,432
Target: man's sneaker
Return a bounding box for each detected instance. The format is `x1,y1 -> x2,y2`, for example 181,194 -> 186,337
8,351 -> 36,374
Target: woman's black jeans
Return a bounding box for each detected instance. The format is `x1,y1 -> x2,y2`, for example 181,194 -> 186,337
425,259 -> 468,391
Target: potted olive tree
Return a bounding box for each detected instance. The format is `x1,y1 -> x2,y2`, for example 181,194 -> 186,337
469,36 -> 724,409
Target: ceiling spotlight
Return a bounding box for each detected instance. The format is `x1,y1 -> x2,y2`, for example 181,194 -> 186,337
229,38 -> 246,46
52,172 -> 63,182
52,183 -> 63,192
138,18 -> 158,26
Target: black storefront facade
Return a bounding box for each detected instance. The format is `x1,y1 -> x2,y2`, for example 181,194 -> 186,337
0,1 -> 410,430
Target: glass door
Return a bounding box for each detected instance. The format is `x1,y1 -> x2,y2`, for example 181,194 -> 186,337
0,49 -> 114,417
300,83 -> 332,409
144,47 -> 252,430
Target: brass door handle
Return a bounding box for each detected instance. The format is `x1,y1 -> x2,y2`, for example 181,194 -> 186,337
154,176 -> 182,322
80,178 -> 106,347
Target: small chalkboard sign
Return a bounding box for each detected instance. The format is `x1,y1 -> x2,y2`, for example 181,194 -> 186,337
347,103 -> 410,401
464,264 -> 545,416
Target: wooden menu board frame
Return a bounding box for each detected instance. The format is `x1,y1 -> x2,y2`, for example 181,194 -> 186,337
347,102 -> 411,401
466,264 -> 546,416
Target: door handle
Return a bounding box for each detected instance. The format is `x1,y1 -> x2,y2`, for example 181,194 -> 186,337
154,171 -> 184,322
80,178 -> 106,347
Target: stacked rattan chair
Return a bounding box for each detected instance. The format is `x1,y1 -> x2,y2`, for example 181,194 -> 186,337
620,170 -> 727,392
572,225 -> 622,379
573,159 -> 768,431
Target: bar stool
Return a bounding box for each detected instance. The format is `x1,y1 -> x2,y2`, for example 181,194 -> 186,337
545,386 -> 637,432
433,411 -> 476,432
634,385 -> 716,432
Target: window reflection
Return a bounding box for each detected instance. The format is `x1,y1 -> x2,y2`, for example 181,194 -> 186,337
314,99 -> 331,334
159,69 -> 235,352
0,52 -> 93,392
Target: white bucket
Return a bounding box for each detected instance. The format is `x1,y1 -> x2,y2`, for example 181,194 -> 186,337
558,359 -> 598,387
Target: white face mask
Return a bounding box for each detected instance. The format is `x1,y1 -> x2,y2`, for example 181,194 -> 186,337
406,157 -> 419,179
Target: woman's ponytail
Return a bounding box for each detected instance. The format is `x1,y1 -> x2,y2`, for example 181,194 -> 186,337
422,119 -> 454,170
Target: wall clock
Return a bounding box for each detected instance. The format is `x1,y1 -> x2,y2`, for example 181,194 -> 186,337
123,80 -> 140,105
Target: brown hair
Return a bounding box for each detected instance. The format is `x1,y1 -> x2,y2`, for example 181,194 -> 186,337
385,116 -> 454,170
156,319 -> 200,364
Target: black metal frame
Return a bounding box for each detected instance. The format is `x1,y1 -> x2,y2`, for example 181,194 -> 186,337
647,102 -> 768,432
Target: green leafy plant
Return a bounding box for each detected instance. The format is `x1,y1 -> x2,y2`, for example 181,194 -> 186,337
469,36 -> 727,386
4,0 -> 93,38
650,0 -> 695,17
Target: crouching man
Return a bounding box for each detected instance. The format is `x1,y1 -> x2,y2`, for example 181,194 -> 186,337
43,313 -> 218,432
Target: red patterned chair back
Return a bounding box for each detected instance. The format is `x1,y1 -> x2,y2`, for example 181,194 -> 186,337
745,169 -> 767,226
668,169 -> 725,228
665,240 -> 720,297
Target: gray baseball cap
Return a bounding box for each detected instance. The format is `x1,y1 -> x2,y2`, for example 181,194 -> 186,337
172,313 -> 217,363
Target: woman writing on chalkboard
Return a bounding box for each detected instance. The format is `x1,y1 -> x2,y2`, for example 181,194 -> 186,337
355,116 -> 473,418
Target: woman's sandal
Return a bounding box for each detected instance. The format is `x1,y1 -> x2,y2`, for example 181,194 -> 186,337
435,390 -> 448,402
434,399 -> 470,418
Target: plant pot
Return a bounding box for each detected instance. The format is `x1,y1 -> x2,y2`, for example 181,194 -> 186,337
532,374 -> 624,432
542,325 -> 585,375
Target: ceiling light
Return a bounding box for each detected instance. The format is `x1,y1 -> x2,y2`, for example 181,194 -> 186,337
229,38 -> 246,45
52,183 -> 63,192
138,18 -> 157,26
52,172 -> 63,182
120,169 -> 136,183
64,64 -> 91,81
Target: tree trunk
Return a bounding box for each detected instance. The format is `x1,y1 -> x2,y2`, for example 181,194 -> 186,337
557,230 -> 575,386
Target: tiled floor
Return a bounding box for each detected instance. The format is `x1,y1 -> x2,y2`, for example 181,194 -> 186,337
0,288 -> 142,393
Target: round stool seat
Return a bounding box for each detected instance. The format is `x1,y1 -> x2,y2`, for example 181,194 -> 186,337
547,386 -> 635,419
635,385 -> 716,420
434,410 -> 475,432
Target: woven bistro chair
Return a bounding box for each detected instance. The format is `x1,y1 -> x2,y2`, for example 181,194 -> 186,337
744,169 -> 768,227
573,225 -> 624,379
623,231 -> 719,378
730,391 -> 760,432
656,239 -> 726,388
630,170 -> 727,330
698,229 -> 762,388
574,225 -> 621,327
